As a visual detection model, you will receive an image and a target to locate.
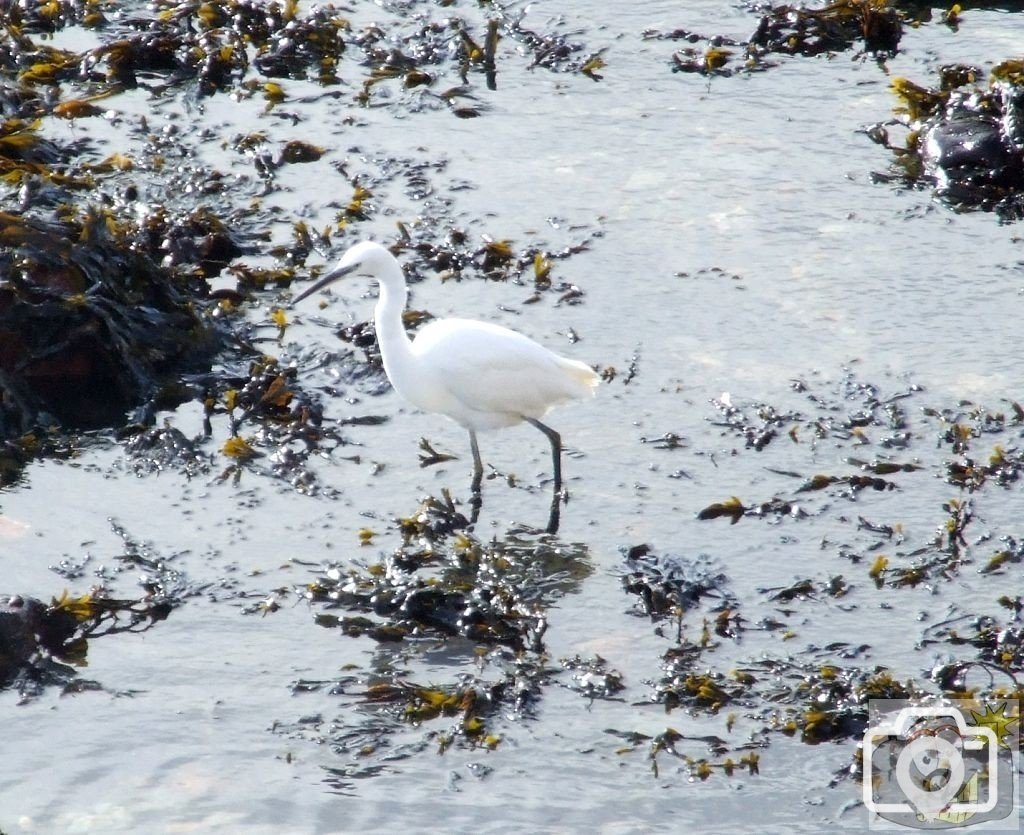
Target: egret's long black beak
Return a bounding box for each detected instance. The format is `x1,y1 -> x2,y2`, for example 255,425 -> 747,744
290,261 -> 360,306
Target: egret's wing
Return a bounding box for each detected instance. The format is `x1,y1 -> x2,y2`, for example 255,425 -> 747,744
412,319 -> 594,420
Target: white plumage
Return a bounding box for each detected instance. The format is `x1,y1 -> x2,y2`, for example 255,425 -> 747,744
394,317 -> 598,430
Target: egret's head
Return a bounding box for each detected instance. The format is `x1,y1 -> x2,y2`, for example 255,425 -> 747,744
291,240 -> 397,306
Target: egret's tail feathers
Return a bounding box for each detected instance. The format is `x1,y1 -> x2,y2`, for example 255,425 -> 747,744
561,357 -> 601,398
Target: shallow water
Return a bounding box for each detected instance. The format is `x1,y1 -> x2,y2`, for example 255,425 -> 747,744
3,2 -> 1024,832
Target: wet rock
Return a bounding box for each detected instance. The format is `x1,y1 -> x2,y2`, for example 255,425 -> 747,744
875,71 -> 1024,217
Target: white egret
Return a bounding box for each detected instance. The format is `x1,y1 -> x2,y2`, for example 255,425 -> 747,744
292,241 -> 599,527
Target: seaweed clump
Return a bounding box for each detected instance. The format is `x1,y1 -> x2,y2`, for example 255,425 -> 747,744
0,209 -> 221,439
290,498 -> 568,651
1,580 -> 176,702
0,520 -> 190,702
264,493 -> 593,771
653,0 -> 902,77
748,0 -> 902,59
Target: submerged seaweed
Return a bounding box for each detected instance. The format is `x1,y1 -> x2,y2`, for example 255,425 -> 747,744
603,373 -> 1024,785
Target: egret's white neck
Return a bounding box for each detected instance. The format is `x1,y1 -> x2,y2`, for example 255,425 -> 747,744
371,262 -> 418,399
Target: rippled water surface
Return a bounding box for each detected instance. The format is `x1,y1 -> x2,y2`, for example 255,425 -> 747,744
3,1 -> 1024,832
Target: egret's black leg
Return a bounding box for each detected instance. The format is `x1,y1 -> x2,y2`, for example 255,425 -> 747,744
467,430 -> 484,524
525,419 -> 563,532
544,491 -> 561,534
525,418 -> 562,496
469,429 -> 483,498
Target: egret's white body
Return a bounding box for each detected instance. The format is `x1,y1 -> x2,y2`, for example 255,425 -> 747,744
382,316 -> 598,432
293,241 -> 598,520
